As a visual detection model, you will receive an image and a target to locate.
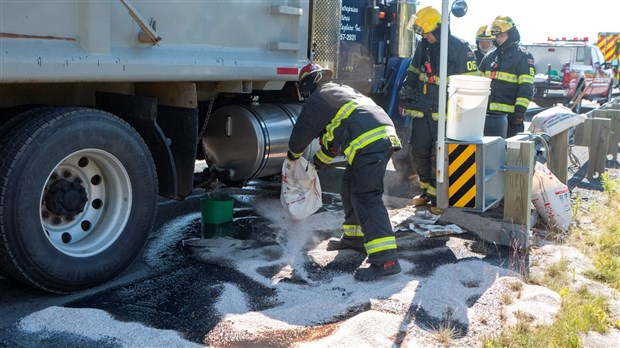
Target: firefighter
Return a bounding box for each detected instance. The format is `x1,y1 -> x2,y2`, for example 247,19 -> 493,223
287,63 -> 403,281
474,25 -> 495,65
399,6 -> 478,214
479,16 -> 535,138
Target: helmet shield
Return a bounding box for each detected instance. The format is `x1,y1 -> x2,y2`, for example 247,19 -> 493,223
409,6 -> 441,35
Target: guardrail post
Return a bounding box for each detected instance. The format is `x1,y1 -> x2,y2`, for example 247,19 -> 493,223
501,137 -> 535,249
547,129 -> 569,184
593,109 -> 620,162
574,117 -> 611,179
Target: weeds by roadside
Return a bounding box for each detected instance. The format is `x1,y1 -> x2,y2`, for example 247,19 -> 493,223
430,321 -> 459,348
571,172 -> 620,291
483,172 -> 620,347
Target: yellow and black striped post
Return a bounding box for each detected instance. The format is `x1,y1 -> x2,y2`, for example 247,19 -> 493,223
447,143 -> 476,208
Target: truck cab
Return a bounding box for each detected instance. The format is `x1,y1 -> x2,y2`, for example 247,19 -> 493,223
522,38 -> 614,113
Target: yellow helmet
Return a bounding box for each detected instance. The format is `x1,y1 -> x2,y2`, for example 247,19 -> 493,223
476,25 -> 494,41
486,16 -> 515,36
409,6 -> 441,35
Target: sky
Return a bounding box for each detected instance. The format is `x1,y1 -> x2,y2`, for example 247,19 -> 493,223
417,0 -> 619,45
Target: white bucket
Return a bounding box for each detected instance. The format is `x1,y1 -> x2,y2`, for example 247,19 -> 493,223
446,75 -> 491,142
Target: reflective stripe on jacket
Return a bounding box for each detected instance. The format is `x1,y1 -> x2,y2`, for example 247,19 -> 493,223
288,83 -> 401,165
400,34 -> 479,121
479,44 -> 535,116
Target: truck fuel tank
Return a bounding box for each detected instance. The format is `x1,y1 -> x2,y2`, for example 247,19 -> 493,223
201,103 -> 303,183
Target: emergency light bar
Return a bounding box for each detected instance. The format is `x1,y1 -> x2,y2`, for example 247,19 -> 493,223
547,37 -> 589,42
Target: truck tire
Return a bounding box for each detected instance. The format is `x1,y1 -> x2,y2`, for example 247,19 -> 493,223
0,106 -> 45,277
0,107 -> 158,293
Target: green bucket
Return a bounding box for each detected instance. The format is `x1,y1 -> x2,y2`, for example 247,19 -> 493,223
200,197 -> 234,238
200,198 -> 234,224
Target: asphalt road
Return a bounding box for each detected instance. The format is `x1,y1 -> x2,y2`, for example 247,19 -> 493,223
0,168 -> 495,347
1,94 -> 617,347
0,180 -> 274,347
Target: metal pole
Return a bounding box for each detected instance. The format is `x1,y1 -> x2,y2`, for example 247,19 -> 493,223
436,0 -> 449,208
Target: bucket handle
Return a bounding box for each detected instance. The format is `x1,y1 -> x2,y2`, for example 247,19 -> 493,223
448,86 -> 458,99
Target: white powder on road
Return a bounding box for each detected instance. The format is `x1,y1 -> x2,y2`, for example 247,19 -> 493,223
17,196 -> 600,347
19,306 -> 202,348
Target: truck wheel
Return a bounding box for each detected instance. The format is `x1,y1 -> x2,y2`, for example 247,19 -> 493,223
0,107 -> 158,293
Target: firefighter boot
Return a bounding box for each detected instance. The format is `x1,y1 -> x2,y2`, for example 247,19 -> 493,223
326,237 -> 366,253
410,193 -> 429,207
430,206 -> 444,215
429,198 -> 443,215
354,260 -> 402,281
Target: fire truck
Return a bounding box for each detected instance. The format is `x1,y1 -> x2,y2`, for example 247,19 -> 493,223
597,32 -> 620,87
0,0 -> 417,292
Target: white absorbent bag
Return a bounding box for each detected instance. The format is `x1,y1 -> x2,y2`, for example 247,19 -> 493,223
528,105 -> 586,137
531,162 -> 572,232
280,157 -> 322,220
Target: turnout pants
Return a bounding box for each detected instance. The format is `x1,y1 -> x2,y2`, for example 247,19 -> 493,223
411,113 -> 438,201
506,118 -> 524,138
341,150 -> 398,264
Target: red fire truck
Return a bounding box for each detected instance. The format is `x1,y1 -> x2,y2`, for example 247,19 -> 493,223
597,32 -> 620,87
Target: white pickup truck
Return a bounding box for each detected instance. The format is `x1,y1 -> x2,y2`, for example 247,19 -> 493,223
522,39 -> 614,113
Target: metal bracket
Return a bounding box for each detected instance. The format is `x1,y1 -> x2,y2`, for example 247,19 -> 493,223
120,0 -> 162,45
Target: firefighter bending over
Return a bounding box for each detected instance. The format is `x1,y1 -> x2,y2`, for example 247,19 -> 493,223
287,63 -> 402,281
399,6 -> 478,214
479,16 -> 535,138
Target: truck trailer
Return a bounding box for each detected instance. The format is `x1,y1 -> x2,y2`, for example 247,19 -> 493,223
0,0 -> 417,293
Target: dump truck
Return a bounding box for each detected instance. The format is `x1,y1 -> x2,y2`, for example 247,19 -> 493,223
0,0 -> 417,293
521,38 -> 614,113
597,32 -> 620,87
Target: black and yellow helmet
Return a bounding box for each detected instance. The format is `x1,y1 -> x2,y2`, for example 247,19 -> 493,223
486,16 -> 515,36
476,25 -> 494,42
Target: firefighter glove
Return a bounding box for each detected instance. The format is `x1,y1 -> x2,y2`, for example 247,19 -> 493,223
399,84 -> 418,109
510,110 -> 525,125
312,155 -> 325,170
287,150 -> 299,161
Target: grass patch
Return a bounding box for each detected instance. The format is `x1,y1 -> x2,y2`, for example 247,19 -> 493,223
484,285 -> 611,347
483,173 -> 620,346
430,321 -> 459,348
571,172 -> 620,291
